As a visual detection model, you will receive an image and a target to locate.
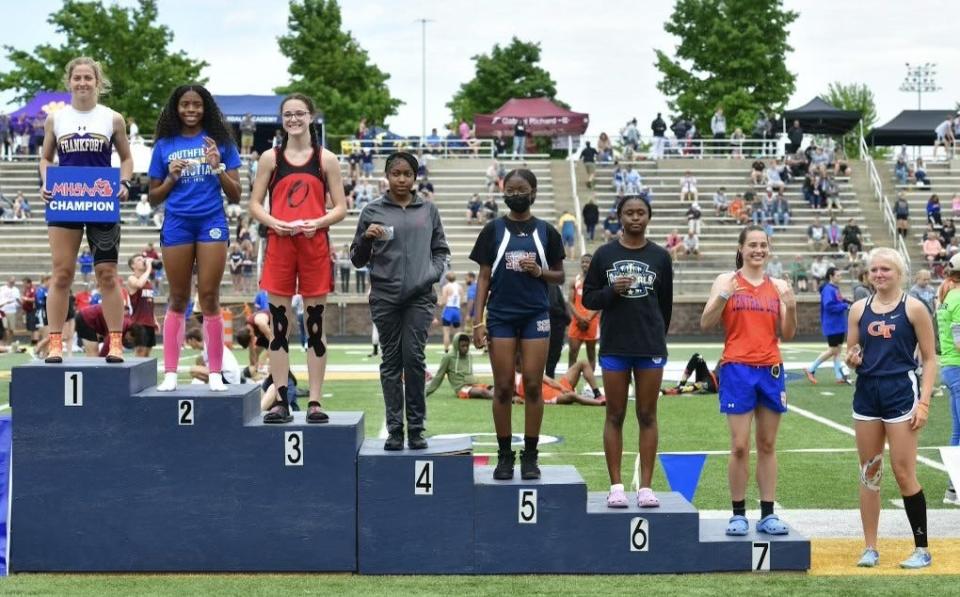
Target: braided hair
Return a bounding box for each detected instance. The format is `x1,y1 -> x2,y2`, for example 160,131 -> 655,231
504,168 -> 537,191
735,225 -> 768,269
154,84 -> 235,147
278,93 -> 322,153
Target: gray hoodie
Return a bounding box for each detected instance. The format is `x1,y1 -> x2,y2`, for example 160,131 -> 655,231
350,194 -> 449,304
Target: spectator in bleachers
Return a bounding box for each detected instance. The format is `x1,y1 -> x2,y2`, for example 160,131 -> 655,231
355,178 -> 375,211
0,277 -> 20,340
342,176 -> 357,211
730,127 -> 745,158
807,214 -> 827,251
596,132 -> 614,163
790,255 -> 809,292
765,255 -> 783,280
826,217 -> 842,252
765,161 -> 785,191
622,118 -> 640,154
710,106 -> 726,142
336,243 -> 352,294
686,201 -> 702,235
481,195 -> 498,222
750,159 -> 766,185
512,119 -> 527,157
750,191 -> 770,227
895,153 -> 909,185
417,175 -> 434,201
833,147 -> 849,176
923,231 -> 945,269
810,255 -> 829,289
845,244 -> 865,279
558,211 -> 577,259
582,198 -> 599,241
664,228 -> 683,260
787,120 -> 803,154
467,193 -> 482,225
0,112 -> 10,160
650,113 -> 667,159
271,129 -> 283,148
951,193 -> 960,219
894,192 -> 910,238
713,186 -> 729,217
914,157 -> 930,187
356,117 -> 368,140
818,174 -> 841,212
624,165 -> 641,196
802,173 -> 818,208
611,162 -> 625,197
753,111 -> 771,151
347,143 -> 362,180
771,191 -> 791,228
682,230 -> 699,257
841,218 -> 863,253
135,195 -> 152,225
927,194 -> 943,228
361,148 -> 375,178
77,249 -> 94,284
493,131 -> 506,157
728,193 -> 749,224
241,242 -> 255,290
228,243 -> 244,293
485,160 -> 500,197
786,150 -> 809,178
356,263 -> 367,294
11,192 -> 26,221
942,218 -> 956,248
602,209 -> 621,241
948,237 -> 960,260
580,141 -> 598,188
810,146 -> 829,178
425,127 -> 441,153
934,114 -> 955,159
679,170 -> 698,202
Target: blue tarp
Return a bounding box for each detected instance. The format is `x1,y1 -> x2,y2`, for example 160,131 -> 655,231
8,91 -> 71,121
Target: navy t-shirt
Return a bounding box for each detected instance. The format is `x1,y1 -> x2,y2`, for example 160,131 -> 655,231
469,216 -> 564,321
148,131 -> 241,217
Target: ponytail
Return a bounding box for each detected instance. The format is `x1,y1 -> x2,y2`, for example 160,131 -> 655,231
735,250 -> 743,270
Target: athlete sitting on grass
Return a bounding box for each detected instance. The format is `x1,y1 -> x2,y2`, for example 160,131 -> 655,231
184,326 -> 242,385
426,331 -> 493,399
662,352 -> 718,395
514,355 -> 605,406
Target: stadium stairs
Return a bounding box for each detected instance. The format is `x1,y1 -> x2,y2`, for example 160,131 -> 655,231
883,158 -> 957,268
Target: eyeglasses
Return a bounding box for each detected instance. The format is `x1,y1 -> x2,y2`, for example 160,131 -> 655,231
282,111 -> 309,121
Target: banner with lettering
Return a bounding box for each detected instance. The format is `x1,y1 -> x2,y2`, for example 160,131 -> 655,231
45,166 -> 120,224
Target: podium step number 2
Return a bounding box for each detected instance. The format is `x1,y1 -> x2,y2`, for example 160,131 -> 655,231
65,372 -> 82,406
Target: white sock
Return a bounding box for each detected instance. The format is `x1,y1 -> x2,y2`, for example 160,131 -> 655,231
610,483 -> 625,493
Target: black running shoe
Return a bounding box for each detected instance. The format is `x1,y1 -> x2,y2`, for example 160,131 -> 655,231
383,432 -> 404,451
520,448 -> 540,480
408,431 -> 428,450
306,401 -> 329,424
263,400 -> 292,424
493,449 -> 516,480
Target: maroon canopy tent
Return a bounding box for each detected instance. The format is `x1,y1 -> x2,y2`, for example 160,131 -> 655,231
474,97 -> 589,137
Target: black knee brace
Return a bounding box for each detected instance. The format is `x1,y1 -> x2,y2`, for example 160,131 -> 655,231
306,304 -> 326,357
269,303 -> 289,352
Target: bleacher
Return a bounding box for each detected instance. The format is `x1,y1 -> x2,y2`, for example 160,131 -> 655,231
585,161 -> 874,295
0,157 -> 556,299
883,158 -> 958,268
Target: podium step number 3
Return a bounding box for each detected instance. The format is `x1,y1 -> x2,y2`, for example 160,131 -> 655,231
285,432 -> 304,466
65,372 -> 82,406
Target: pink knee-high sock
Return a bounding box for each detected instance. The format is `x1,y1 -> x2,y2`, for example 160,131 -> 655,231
203,314 -> 224,373
163,311 -> 186,373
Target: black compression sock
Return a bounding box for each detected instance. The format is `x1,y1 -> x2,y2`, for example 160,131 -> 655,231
760,500 -> 774,519
592,387 -> 601,398
497,435 -> 512,452
903,490 -> 928,548
732,500 -> 746,517
524,435 -> 539,452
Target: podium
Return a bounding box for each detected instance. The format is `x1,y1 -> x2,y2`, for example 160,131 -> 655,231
8,358 -> 810,573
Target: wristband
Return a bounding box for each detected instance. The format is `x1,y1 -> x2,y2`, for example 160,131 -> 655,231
120,179 -> 131,190
718,291 -> 731,301
213,164 -> 226,175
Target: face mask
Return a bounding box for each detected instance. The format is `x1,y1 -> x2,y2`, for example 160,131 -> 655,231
504,194 -> 532,212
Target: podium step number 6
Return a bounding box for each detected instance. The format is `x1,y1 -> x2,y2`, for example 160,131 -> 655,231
414,460 -> 433,495
65,372 -> 82,406
629,517 -> 649,552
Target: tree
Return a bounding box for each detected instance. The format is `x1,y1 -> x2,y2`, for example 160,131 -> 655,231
275,0 -> 401,137
823,82 -> 884,159
0,0 -> 207,129
655,0 -> 797,135
447,38 -> 560,126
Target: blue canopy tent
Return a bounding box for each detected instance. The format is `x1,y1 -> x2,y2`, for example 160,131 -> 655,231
8,91 -> 71,121
213,95 -> 325,153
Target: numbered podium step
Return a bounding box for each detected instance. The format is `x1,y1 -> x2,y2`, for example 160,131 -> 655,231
358,436 -> 475,574
10,359 -> 365,572
699,519 -> 811,572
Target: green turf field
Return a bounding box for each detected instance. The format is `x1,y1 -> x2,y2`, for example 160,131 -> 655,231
1,342 -> 957,591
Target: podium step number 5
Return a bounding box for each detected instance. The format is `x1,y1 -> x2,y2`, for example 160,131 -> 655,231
518,489 -> 537,524
414,460 -> 433,495
65,372 -> 83,406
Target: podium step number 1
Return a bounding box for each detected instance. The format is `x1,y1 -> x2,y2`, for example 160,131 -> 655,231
65,372 -> 83,406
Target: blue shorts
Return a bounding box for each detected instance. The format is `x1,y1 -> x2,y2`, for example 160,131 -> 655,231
718,362 -> 787,415
853,371 -> 918,423
441,306 -> 461,328
599,355 -> 666,372
161,210 -> 229,247
487,311 -> 550,340
361,162 -> 374,175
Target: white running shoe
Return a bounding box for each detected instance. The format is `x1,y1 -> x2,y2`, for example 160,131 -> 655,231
156,372 -> 178,392
944,488 -> 960,506
208,372 -> 227,392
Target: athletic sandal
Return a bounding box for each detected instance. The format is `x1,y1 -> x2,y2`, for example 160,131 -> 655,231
263,401 -> 293,424
857,548 -> 879,567
637,487 -> 660,508
756,514 -> 789,535
726,515 -> 749,536
899,548 -> 932,569
493,449 -> 516,480
606,485 -> 629,508
804,370 -> 817,384
306,401 -> 329,424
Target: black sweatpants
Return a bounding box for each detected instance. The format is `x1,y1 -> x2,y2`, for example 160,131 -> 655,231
370,294 -> 435,435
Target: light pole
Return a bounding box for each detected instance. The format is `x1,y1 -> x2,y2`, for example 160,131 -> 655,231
899,63 -> 940,110
415,18 -> 433,147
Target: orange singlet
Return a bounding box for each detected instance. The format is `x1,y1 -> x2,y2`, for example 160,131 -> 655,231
567,274 -> 600,341
720,272 -> 782,366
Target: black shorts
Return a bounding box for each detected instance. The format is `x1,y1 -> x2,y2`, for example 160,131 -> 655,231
826,333 -> 845,347
74,312 -> 100,343
25,310 -> 38,331
255,333 -> 269,350
49,222 -> 121,265
130,325 -> 157,348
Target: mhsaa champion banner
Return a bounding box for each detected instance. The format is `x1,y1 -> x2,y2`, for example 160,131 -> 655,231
45,166 -> 120,224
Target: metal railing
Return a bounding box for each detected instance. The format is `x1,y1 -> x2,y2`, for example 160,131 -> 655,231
570,134 -> 788,161
860,135 -> 912,269
568,159 -> 587,256
337,138 -> 496,159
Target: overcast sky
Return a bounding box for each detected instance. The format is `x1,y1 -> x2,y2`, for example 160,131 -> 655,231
3,0 -> 958,137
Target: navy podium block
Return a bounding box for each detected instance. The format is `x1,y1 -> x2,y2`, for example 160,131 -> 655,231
10,358 -> 363,572
358,436 -> 475,574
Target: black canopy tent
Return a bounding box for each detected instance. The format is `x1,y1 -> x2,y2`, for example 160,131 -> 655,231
868,109 -> 956,146
782,97 -> 861,135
